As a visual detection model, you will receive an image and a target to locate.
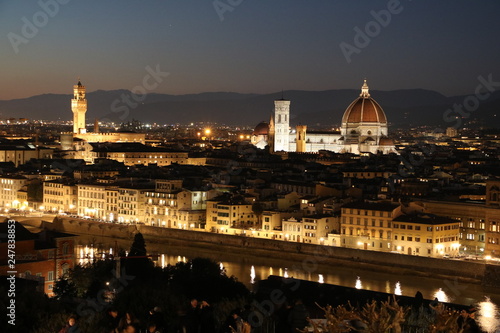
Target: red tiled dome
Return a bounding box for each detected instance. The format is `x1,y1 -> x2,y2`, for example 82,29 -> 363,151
253,122 -> 269,135
342,80 -> 387,124
379,137 -> 394,145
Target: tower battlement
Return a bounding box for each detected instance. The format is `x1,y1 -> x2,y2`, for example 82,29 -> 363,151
72,80 -> 87,134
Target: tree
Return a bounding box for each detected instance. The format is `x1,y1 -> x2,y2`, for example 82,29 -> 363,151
125,232 -> 153,278
129,232 -> 147,257
53,277 -> 77,300
27,179 -> 43,202
252,202 -> 264,227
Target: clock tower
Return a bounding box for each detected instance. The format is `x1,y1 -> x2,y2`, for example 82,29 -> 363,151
72,80 -> 87,134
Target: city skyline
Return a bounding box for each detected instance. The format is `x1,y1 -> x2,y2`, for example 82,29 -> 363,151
1,1 -> 500,99
3,2 -> 500,331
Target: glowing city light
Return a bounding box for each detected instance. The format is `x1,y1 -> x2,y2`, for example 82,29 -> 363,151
433,288 -> 450,303
355,276 -> 362,290
477,297 -> 500,333
394,281 -> 402,296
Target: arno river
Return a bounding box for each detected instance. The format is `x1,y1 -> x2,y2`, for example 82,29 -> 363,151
75,234 -> 500,307
71,233 -> 500,331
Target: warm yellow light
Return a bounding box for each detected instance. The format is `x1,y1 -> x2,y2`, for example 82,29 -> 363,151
205,129 -> 211,135
239,134 -> 244,139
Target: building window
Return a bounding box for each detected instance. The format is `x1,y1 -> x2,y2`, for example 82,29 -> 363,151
62,263 -> 70,277
48,271 -> 54,281
62,243 -> 69,255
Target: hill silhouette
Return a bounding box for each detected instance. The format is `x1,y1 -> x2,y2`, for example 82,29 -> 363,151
1,89 -> 499,128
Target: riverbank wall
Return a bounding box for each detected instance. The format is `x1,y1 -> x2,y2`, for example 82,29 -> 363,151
20,216 -> 498,285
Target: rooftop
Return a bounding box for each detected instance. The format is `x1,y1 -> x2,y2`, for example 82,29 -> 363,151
342,201 -> 400,212
393,213 -> 458,225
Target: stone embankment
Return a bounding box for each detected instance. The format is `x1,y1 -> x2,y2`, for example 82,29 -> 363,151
17,216 -> 499,286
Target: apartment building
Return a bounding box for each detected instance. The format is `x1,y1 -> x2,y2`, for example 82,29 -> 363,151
340,202 -> 401,251
43,179 -> 77,213
206,198 -> 257,232
0,175 -> 27,208
392,213 -> 460,256
77,182 -> 119,220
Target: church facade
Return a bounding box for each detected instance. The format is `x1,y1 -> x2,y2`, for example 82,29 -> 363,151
251,80 -> 396,154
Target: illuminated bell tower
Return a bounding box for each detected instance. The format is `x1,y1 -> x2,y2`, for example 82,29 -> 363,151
273,97 -> 290,152
296,125 -> 307,153
72,80 -> 87,134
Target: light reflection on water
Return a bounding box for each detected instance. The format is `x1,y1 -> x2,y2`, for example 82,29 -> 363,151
434,288 -> 451,303
74,241 -> 500,310
477,297 -> 500,333
395,282 -> 402,296
355,276 -> 362,290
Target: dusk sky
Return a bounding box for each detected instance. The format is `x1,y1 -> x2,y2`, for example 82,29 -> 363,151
1,0 -> 499,99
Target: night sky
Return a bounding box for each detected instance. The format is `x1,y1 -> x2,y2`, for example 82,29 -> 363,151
1,0 -> 499,99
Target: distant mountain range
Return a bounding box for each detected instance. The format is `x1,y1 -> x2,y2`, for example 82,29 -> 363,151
1,88 -> 499,128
